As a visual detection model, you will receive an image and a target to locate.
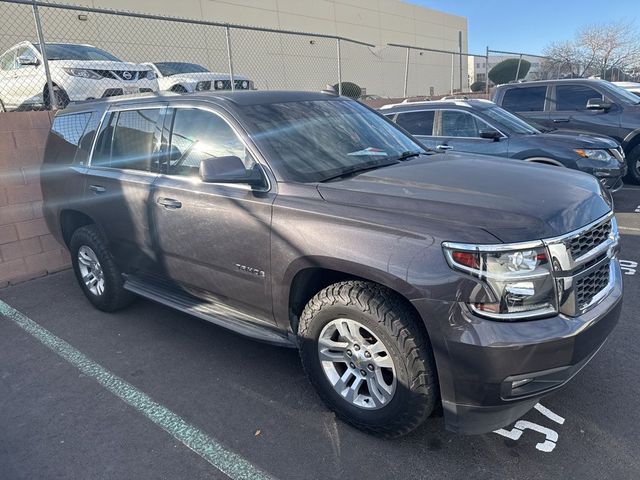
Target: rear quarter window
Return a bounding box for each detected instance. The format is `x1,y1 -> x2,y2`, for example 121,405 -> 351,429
501,86 -> 547,112
45,112 -> 94,165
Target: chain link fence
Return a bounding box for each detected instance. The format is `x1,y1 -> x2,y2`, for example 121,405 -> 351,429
0,0 -> 553,113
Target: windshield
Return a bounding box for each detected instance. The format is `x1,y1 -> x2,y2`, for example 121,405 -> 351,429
153,62 -> 209,76
599,81 -> 640,105
482,105 -> 539,134
34,43 -> 122,62
241,100 -> 425,183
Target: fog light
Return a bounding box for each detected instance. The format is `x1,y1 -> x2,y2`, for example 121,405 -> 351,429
241,80 -> 249,89
215,80 -> 224,89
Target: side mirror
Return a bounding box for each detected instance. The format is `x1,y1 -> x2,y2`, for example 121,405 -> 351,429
479,128 -> 502,141
17,55 -> 39,66
586,98 -> 612,111
199,156 -> 266,188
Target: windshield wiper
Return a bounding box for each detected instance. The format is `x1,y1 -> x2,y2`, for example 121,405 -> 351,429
395,150 -> 425,161
319,160 -> 399,182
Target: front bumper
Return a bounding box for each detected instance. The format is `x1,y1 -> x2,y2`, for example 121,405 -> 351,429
577,156 -> 627,191
61,76 -> 159,101
411,259 -> 623,434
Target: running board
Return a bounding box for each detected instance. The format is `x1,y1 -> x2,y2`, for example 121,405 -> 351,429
123,275 -> 294,347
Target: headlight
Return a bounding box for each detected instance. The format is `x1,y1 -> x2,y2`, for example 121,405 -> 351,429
195,80 -> 211,91
144,70 -> 156,80
443,242 -> 557,320
62,68 -> 101,80
575,149 -> 613,161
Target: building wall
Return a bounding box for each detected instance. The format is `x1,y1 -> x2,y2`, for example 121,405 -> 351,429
0,111 -> 70,287
0,0 -> 469,96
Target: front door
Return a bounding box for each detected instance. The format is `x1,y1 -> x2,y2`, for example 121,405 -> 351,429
82,104 -> 167,273
431,109 -> 510,157
150,106 -> 275,322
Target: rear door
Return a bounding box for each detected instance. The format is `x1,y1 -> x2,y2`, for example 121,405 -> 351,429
499,85 -> 550,129
82,103 -> 168,273
431,109 -> 509,156
550,84 -> 622,140
393,109 -> 438,149
150,105 -> 276,322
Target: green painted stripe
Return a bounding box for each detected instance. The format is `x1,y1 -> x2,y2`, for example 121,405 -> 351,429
0,300 -> 274,480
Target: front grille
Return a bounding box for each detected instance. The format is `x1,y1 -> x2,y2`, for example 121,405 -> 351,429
93,70 -> 143,81
569,221 -> 611,260
575,261 -> 610,310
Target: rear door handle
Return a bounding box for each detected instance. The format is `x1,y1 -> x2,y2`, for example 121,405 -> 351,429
436,144 -> 453,151
553,118 -> 570,123
157,197 -> 182,209
89,184 -> 106,194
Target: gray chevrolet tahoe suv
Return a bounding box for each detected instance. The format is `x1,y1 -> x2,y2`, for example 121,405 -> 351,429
41,91 -> 623,437
493,78 -> 640,184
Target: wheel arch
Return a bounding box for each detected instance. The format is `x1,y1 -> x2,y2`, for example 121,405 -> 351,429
59,209 -> 97,247
622,129 -> 640,154
284,257 -> 425,334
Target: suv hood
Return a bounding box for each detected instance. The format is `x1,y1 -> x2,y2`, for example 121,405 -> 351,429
51,59 -> 151,71
531,132 -> 618,149
317,154 -> 612,244
541,131 -> 619,148
159,72 -> 250,82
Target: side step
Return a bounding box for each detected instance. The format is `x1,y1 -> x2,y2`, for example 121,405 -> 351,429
123,275 -> 294,347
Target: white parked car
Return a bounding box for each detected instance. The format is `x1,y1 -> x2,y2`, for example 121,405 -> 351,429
0,42 -> 158,111
612,81 -> 640,97
143,62 -> 253,93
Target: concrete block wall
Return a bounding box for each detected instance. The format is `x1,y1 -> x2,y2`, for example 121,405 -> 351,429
0,111 -> 70,288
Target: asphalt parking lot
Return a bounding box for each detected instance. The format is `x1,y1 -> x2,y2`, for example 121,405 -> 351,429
1,186 -> 639,480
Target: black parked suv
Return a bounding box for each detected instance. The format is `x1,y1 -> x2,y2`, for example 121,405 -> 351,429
493,78 -> 640,183
41,91 -> 622,437
381,99 -> 627,191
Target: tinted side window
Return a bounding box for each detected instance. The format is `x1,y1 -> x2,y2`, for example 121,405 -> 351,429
92,112 -> 117,167
46,112 -> 93,165
395,111 -> 435,136
0,50 -> 15,71
501,86 -> 547,112
168,108 -> 252,177
556,85 -> 603,111
111,109 -> 162,171
441,110 -> 483,137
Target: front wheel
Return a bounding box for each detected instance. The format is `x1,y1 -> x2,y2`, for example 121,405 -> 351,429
298,281 -> 438,438
70,225 -> 135,312
626,145 -> 640,185
43,85 -> 70,110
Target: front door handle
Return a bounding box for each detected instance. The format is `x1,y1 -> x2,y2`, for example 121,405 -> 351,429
436,144 -> 453,151
553,118 -> 570,123
89,184 -> 106,194
157,197 -> 182,209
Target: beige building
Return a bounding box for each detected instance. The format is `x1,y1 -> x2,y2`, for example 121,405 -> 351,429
1,0 -> 468,96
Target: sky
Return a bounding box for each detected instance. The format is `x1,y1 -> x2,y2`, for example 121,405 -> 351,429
411,0 -> 637,55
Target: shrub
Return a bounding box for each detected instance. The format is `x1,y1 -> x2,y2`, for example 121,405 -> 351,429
333,82 -> 362,99
488,59 -> 531,85
470,81 -> 486,92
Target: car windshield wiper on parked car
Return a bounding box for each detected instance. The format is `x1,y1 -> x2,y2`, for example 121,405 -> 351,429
395,150 -> 425,161
319,159 -> 399,182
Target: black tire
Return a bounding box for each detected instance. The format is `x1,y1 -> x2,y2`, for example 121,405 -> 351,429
170,85 -> 188,94
43,85 -> 70,110
69,225 -> 135,312
298,281 -> 438,438
0,99 -> 6,112
626,145 -> 640,185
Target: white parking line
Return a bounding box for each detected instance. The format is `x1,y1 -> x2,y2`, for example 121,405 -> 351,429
0,300 -> 275,480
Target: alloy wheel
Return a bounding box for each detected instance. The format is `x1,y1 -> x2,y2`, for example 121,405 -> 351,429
77,245 -> 105,296
318,318 -> 397,410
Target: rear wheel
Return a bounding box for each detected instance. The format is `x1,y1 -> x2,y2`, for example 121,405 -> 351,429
626,145 -> 640,185
70,225 -> 135,312
298,281 -> 438,437
43,85 -> 70,110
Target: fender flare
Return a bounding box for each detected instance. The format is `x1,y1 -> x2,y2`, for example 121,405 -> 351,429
523,156 -> 565,167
